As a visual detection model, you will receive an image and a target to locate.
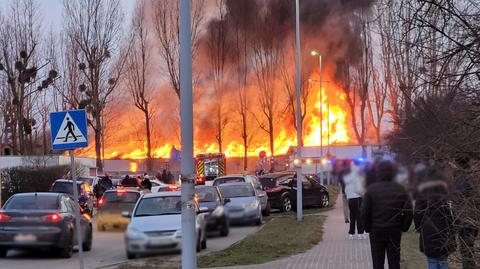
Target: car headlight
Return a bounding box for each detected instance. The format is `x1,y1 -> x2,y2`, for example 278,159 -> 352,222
126,228 -> 146,239
174,230 -> 182,238
246,201 -> 258,209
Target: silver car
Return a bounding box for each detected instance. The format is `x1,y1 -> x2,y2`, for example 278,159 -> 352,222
212,175 -> 270,216
218,182 -> 263,226
123,191 -> 208,259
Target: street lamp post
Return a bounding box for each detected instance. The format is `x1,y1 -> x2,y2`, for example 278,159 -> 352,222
295,0 -> 303,222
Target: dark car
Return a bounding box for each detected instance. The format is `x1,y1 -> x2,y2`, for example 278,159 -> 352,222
195,185 -> 230,236
259,172 -> 330,212
0,192 -> 93,258
96,188 -> 141,231
51,179 -> 93,215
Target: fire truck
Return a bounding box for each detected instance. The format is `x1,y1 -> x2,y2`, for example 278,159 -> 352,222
195,153 -> 226,185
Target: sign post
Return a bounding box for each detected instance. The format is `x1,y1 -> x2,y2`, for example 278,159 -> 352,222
50,109 -> 88,269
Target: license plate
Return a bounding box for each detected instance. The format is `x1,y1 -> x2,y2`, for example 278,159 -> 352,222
149,237 -> 171,246
14,233 -> 37,243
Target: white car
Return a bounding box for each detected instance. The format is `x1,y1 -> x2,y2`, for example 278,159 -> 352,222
212,175 -> 270,216
123,191 -> 208,259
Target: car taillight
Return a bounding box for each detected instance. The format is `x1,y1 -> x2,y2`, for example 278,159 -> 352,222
168,184 -> 179,191
0,213 -> 11,222
98,197 -> 105,207
196,177 -> 205,185
266,186 -> 282,193
43,213 -> 63,223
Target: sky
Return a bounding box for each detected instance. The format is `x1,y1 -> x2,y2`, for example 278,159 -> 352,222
0,0 -> 137,31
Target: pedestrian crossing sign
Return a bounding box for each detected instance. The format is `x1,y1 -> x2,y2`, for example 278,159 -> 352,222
50,109 -> 89,150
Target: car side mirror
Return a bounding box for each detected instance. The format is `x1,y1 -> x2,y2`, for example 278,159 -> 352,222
198,207 -> 209,214
121,211 -> 131,218
224,198 -> 231,204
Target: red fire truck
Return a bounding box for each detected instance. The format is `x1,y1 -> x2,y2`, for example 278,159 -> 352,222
195,153 -> 226,185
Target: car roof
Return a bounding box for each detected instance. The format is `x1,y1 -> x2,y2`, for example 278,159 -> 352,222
215,174 -> 249,179
142,191 -> 181,199
12,192 -> 63,198
53,179 -> 84,184
259,171 -> 296,178
217,182 -> 252,187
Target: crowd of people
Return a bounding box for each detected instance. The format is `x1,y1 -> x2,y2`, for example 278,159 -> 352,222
92,169 -> 176,199
337,157 -> 479,269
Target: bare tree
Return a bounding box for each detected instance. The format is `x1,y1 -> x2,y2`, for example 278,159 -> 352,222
63,0 -> 126,172
205,0 -> 231,153
125,0 -> 155,171
152,0 -> 205,99
0,0 -> 55,155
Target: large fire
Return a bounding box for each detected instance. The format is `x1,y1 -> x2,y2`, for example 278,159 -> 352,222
80,71 -> 351,160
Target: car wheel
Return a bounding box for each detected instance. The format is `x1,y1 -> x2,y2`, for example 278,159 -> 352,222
0,247 -> 8,258
126,251 -> 136,260
59,232 -> 73,258
320,194 -> 329,208
82,225 -> 93,251
201,237 -> 207,250
262,202 -> 271,216
219,219 -> 229,237
255,208 -> 263,226
281,196 -> 292,212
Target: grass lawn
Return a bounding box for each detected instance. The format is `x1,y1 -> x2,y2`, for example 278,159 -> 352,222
197,214 -> 326,268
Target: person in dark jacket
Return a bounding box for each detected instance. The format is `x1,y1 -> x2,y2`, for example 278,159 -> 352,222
414,168 -> 456,269
452,157 -> 479,269
141,175 -> 152,191
93,173 -> 114,199
121,175 -> 137,187
361,160 -> 413,269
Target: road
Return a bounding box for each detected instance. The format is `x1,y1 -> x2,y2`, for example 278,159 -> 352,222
1,225 -> 259,269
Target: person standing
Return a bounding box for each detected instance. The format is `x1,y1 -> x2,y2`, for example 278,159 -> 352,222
362,160 -> 413,269
414,168 -> 456,269
452,157 -> 479,269
161,169 -> 168,182
141,175 -> 152,191
339,161 -> 350,223
344,161 -> 366,239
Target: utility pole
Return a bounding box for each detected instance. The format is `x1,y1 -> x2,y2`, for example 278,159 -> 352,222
295,0 -> 303,221
179,0 -> 197,268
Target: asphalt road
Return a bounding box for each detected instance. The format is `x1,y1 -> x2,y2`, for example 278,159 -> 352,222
1,225 -> 259,269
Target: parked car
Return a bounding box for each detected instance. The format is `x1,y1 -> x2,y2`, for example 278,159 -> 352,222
123,191 -> 209,259
259,171 -> 330,212
96,188 -> 141,231
50,179 -> 93,215
212,175 -> 270,216
195,185 -> 230,236
218,182 -> 263,225
0,192 -> 93,258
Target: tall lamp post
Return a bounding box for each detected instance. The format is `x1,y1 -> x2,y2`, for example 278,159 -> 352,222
294,0 -> 303,221
310,51 -> 324,184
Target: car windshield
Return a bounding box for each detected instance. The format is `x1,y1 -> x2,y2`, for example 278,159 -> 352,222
214,177 -> 245,186
4,195 -> 58,210
104,192 -> 139,203
134,196 -> 182,217
219,184 -> 254,198
51,182 -> 82,196
196,186 -> 218,202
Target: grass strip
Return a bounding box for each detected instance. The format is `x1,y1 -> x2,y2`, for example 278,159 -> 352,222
198,214 -> 326,268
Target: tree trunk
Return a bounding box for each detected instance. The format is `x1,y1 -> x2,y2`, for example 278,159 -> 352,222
242,112 -> 248,171
268,117 -> 274,172
217,105 -> 223,153
17,103 -> 25,155
95,114 -> 103,173
145,110 -> 152,172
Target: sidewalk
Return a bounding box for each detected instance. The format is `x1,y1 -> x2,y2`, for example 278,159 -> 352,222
212,195 -> 373,269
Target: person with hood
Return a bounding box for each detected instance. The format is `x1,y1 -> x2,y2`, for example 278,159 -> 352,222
362,160 -> 413,269
414,168 -> 456,269
338,160 -> 350,223
344,160 -> 367,239
93,172 -> 114,199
